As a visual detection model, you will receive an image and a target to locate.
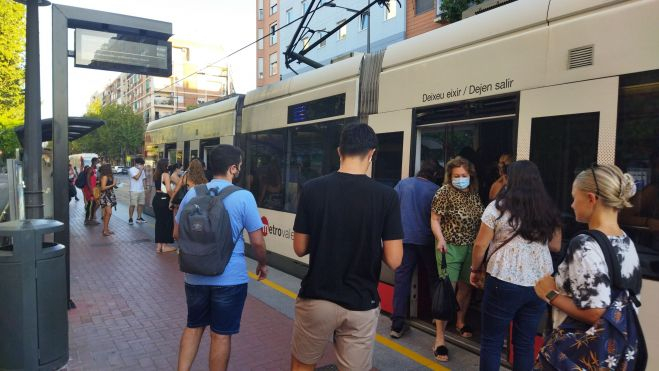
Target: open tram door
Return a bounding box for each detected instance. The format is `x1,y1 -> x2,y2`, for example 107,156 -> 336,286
367,112 -> 413,314
408,94 -> 518,356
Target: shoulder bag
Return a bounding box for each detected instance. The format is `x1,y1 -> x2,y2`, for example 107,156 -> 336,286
431,251 -> 459,321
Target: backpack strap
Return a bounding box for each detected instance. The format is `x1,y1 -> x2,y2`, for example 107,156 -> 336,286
217,185 -> 242,201
194,184 -> 210,196
582,230 -> 641,307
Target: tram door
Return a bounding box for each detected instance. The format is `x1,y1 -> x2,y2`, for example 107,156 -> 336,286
368,112 -> 412,312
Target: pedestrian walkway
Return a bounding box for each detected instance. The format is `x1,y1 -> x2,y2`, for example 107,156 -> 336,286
65,195 -> 481,370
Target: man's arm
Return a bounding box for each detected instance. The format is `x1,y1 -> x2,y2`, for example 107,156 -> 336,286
293,232 -> 310,257
382,239 -> 403,271
131,166 -> 143,180
248,230 -> 268,280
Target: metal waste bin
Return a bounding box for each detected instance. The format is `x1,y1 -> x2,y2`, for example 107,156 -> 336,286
0,219 -> 68,371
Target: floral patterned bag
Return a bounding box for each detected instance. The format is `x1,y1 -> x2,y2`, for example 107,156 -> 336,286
535,230 -> 647,370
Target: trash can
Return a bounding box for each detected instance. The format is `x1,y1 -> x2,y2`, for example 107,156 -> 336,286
0,219 -> 68,371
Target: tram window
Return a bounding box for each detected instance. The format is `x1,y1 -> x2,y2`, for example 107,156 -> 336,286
286,124 -> 342,211
616,71 -> 659,280
372,132 -> 404,187
245,130 -> 286,211
530,113 -> 599,240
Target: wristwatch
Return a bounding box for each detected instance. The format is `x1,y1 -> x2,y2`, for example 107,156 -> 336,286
545,290 -> 560,304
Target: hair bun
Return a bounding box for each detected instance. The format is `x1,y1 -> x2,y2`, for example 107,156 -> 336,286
621,173 -> 637,201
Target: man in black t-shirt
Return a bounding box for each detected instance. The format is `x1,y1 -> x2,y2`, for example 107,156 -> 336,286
290,124 -> 403,371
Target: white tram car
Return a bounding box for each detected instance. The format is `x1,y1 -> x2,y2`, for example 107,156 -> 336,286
146,0 -> 659,366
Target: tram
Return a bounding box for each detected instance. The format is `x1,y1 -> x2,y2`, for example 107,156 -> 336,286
146,0 -> 659,366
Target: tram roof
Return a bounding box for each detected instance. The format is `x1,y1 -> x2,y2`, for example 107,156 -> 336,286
382,0 -> 550,70
244,54 -> 363,107
145,95 -> 242,132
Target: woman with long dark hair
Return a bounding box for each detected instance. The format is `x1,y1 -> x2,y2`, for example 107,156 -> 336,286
153,158 -> 176,253
469,160 -> 562,370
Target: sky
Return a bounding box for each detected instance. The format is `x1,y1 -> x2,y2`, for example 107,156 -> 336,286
37,0 -> 256,117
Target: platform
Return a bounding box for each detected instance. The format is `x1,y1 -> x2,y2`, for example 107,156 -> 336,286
64,183 -> 482,370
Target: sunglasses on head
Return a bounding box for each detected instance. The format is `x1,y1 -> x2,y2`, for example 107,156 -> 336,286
590,163 -> 600,197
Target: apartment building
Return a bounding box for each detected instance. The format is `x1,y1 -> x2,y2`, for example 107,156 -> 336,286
256,0 -> 281,87
95,39 -> 232,123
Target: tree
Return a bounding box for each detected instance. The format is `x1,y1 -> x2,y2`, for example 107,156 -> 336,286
73,101 -> 145,165
0,0 -> 25,161
439,0 -> 484,24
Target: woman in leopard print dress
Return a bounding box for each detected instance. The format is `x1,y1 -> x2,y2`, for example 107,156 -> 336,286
430,156 -> 483,362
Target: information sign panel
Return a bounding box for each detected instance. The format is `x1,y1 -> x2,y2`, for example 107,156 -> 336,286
74,28 -> 172,77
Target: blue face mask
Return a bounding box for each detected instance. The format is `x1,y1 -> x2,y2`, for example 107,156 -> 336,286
452,176 -> 470,190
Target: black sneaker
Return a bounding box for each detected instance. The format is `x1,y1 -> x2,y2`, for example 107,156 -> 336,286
390,323 -> 408,339
128,218 -> 134,225
137,217 -> 146,224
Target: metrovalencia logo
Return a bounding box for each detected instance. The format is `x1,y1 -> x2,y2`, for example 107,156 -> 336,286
260,216 -> 294,240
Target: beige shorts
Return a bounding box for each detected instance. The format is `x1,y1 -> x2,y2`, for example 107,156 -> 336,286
129,191 -> 145,206
291,298 -> 379,370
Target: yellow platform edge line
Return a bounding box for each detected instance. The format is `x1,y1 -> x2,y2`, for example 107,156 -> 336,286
248,272 -> 450,371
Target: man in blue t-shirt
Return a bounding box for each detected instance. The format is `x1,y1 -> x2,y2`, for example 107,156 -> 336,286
175,145 -> 267,371
390,159 -> 442,338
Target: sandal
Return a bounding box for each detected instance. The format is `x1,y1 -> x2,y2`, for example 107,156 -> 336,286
102,231 -> 111,237
433,345 -> 449,362
456,325 -> 473,338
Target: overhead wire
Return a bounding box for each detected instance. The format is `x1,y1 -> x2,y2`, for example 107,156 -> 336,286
153,4 -> 327,95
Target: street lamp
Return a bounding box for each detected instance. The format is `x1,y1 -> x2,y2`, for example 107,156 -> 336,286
325,3 -> 370,54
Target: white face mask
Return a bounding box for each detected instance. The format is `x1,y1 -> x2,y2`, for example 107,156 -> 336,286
452,176 -> 470,190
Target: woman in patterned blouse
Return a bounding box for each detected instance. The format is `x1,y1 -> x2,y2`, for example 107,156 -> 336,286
430,156 -> 483,362
470,161 -> 562,371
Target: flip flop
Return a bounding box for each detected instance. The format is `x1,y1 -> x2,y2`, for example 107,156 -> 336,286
456,325 -> 473,338
433,345 -> 449,362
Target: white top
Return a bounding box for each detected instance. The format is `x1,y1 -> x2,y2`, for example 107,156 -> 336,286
482,201 -> 553,287
128,166 -> 146,192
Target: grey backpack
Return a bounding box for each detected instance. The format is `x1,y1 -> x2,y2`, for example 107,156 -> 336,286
178,184 -> 242,276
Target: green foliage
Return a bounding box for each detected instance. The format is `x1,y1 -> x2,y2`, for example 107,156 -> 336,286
0,0 -> 25,120
0,0 -> 25,160
72,102 -> 145,164
439,0 -> 484,23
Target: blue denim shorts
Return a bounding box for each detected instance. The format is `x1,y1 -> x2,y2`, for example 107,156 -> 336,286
184,283 -> 248,335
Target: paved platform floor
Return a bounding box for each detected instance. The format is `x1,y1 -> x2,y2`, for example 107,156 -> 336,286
64,187 -> 482,370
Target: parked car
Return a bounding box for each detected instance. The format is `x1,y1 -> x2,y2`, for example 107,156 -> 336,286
120,166 -> 129,175
112,166 -> 122,174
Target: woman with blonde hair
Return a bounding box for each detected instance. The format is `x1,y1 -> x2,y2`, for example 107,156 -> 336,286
535,164 -> 644,370
430,156 -> 483,362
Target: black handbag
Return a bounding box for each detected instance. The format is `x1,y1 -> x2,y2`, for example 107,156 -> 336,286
431,251 -> 459,321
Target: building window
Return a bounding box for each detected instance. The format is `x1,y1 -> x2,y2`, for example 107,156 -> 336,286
359,13 -> 369,31
385,3 -> 396,20
302,37 -> 310,50
269,53 -> 278,76
415,0 -> 434,15
337,20 -> 347,40
320,28 -> 327,47
270,22 -> 278,45
257,28 -> 264,49
258,57 -> 264,79
258,0 -> 264,19
270,0 -> 278,15
286,8 -> 293,23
